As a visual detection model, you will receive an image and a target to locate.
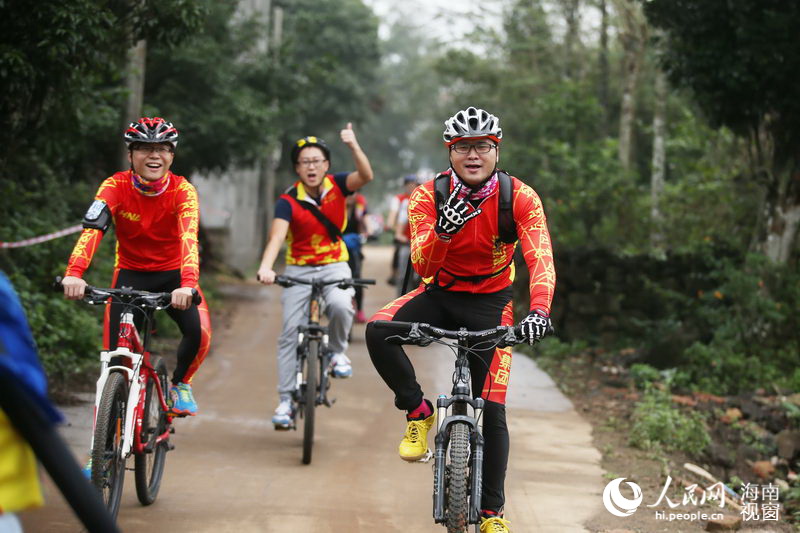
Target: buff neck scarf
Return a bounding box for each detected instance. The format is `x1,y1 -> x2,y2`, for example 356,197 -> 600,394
450,168 -> 499,202
131,172 -> 170,197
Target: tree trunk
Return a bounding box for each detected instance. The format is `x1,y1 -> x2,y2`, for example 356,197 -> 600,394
598,0 -> 609,136
119,39 -> 147,170
614,0 -> 647,171
759,168 -> 800,263
258,4 -> 283,248
748,120 -> 800,263
650,69 -> 667,251
561,0 -> 582,80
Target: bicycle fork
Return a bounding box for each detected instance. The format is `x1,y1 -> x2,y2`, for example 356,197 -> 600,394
295,328 -> 332,408
432,393 -> 485,524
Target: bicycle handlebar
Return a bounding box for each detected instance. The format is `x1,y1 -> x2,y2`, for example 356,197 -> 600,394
273,275 -> 376,289
372,320 -> 524,348
54,276 -> 201,308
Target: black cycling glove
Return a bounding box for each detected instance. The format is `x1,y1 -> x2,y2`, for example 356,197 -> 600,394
435,181 -> 482,240
519,309 -> 551,344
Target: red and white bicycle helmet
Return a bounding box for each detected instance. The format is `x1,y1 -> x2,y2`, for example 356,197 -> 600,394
124,117 -> 179,148
442,106 -> 502,146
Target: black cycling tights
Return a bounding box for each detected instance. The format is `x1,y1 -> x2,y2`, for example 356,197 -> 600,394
106,269 -> 201,385
365,287 -> 513,513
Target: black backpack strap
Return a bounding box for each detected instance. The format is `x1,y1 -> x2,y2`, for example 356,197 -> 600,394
286,188 -> 343,243
434,172 -> 450,209
497,171 -> 518,244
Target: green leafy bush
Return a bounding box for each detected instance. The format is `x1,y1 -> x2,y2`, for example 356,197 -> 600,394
629,363 -> 661,389
671,254 -> 800,394
629,386 -> 711,455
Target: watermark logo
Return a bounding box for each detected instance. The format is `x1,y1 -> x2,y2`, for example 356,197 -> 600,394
602,477 -> 643,517
601,474 -> 782,523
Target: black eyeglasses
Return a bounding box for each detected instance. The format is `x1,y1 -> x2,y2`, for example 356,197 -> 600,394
298,158 -> 327,167
450,141 -> 497,154
133,145 -> 174,155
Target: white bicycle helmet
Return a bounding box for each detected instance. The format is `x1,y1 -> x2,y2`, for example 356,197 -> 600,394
124,117 -> 179,148
442,106 -> 502,145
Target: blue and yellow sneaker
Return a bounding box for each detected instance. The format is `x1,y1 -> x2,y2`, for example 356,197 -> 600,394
82,457 -> 92,479
330,353 -> 352,378
272,399 -> 294,430
168,382 -> 197,417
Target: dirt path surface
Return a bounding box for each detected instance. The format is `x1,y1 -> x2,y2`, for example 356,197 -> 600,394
23,246 -> 604,532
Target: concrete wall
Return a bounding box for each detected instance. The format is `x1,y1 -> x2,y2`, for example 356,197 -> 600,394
194,167 -> 265,274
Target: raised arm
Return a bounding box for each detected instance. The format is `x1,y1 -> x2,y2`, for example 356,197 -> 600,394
341,123 -> 374,191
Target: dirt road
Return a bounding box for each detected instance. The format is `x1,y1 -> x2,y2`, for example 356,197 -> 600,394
23,246 -> 604,532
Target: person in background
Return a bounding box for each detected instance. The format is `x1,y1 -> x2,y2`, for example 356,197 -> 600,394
386,174 -> 419,292
256,123 -> 374,429
343,192 -> 369,323
61,118 -> 211,421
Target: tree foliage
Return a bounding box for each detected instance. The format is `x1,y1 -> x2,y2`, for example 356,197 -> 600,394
644,0 -> 800,261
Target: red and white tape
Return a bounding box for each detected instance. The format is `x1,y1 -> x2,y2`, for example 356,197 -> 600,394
0,225 -> 83,249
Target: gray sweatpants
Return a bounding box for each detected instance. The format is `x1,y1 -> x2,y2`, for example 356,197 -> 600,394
276,262 -> 355,399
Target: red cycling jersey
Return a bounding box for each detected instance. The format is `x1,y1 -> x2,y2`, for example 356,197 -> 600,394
408,173 -> 555,314
65,170 -> 200,287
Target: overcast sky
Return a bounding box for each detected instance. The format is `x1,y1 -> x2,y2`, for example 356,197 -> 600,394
363,0 -> 505,45
363,0 -> 603,50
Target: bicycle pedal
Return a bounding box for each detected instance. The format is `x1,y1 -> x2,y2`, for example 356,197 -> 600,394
169,426 -> 175,434
167,443 -> 175,451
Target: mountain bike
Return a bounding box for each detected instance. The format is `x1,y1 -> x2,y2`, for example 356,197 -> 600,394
372,320 -> 523,533
274,275 -> 375,465
55,277 -> 200,520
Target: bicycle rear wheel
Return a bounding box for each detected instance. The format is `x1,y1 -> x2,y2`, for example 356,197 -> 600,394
135,356 -> 169,505
445,422 -> 471,533
91,371 -> 128,520
302,338 -> 319,465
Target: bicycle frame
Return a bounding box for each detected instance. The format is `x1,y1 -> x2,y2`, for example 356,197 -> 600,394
276,275 -> 375,409
432,334 -> 486,525
89,307 -> 171,459
373,321 -> 520,528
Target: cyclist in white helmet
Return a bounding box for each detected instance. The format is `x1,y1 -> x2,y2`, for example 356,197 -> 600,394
366,106 -> 555,533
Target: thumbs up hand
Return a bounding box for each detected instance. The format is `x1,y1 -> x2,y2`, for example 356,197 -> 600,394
340,122 -> 358,148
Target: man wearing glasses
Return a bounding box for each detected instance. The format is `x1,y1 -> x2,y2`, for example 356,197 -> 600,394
365,107 -> 555,532
62,117 -> 212,424
257,123 -> 373,429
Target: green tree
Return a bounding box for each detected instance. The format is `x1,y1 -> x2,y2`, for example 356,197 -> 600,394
0,0 -> 206,376
644,0 -> 800,263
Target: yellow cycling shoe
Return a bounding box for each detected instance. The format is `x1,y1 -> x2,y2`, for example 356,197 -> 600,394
398,412 -> 435,462
480,515 -> 512,532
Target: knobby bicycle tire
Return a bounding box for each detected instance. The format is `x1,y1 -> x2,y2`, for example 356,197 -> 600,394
135,356 -> 169,505
445,422 -> 471,533
91,372 -> 128,520
302,338 -> 319,465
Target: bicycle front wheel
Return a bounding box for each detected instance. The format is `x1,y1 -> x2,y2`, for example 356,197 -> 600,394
135,356 -> 169,505
302,338 -> 319,465
91,371 -> 128,520
445,422 -> 471,533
